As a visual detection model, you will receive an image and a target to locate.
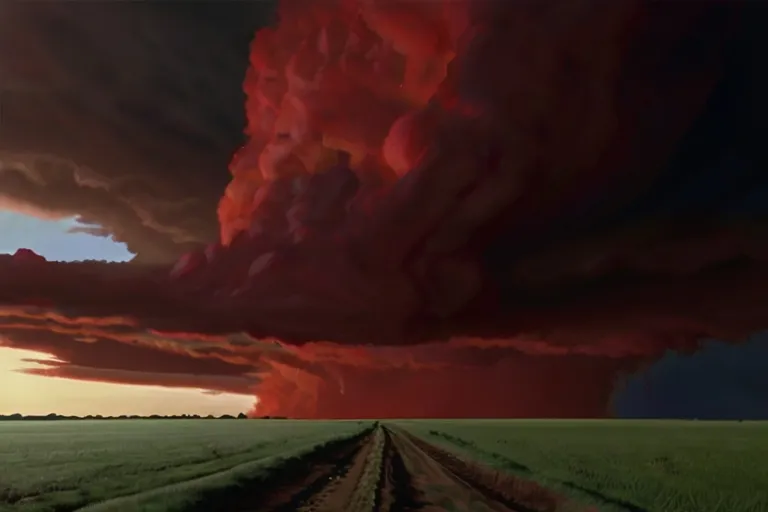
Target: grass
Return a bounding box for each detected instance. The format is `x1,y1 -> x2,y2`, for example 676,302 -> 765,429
0,419 -> 371,512
393,419 -> 768,512
4,419 -> 765,512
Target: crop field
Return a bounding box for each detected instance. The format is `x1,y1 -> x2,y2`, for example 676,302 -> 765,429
2,419 -> 766,512
0,419 -> 371,512
396,419 -> 768,512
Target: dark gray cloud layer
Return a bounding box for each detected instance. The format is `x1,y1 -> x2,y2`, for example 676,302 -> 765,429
0,2 -> 275,262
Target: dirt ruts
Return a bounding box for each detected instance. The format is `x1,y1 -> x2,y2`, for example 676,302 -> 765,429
223,424 -> 590,512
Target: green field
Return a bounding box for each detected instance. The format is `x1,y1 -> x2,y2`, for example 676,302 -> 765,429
396,419 -> 768,512
2,419 -> 766,512
0,419 -> 370,512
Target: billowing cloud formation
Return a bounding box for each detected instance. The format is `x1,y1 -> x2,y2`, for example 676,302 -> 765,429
0,0 -> 767,418
0,2 -> 271,262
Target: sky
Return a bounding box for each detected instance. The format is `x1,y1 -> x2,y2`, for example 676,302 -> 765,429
0,1 -> 765,420
613,336 -> 768,420
0,212 -> 135,263
0,212 -> 255,417
1,210 -> 764,419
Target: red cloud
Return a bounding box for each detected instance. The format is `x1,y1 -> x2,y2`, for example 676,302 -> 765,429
22,362 -> 259,397
0,0 -> 765,418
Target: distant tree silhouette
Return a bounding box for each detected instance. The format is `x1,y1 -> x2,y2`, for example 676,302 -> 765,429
0,411 -> 268,421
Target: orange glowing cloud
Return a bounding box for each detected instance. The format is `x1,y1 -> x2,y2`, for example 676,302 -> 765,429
0,0 -> 765,418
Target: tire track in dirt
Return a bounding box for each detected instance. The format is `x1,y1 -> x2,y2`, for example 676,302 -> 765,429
384,427 -> 541,512
224,424 -> 592,512
377,425 -> 427,511
212,428 -> 373,512
293,424 -> 384,512
390,428 -> 584,512
252,433 -> 372,512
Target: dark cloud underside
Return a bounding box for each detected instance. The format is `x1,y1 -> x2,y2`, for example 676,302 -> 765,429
0,0 -> 766,418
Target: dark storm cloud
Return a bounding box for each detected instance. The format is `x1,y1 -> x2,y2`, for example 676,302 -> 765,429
613,334 -> 768,420
0,321 -> 254,377
0,0 -> 766,419
0,1 -> 275,262
23,363 -> 259,396
0,321 -> 262,395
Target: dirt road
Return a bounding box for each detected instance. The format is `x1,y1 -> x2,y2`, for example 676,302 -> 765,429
228,424 -> 587,512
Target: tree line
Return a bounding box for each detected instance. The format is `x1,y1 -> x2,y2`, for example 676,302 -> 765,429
0,413 -> 289,421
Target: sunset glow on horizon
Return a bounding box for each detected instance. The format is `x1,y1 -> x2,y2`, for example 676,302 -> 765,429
0,347 -> 256,417
0,211 -> 256,417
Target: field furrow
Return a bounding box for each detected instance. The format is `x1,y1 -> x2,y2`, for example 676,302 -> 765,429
2,419 -> 766,512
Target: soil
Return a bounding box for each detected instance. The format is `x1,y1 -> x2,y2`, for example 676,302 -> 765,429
227,425 -> 590,512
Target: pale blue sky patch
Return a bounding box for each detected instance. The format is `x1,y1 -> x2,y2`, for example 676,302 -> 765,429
0,210 -> 134,262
